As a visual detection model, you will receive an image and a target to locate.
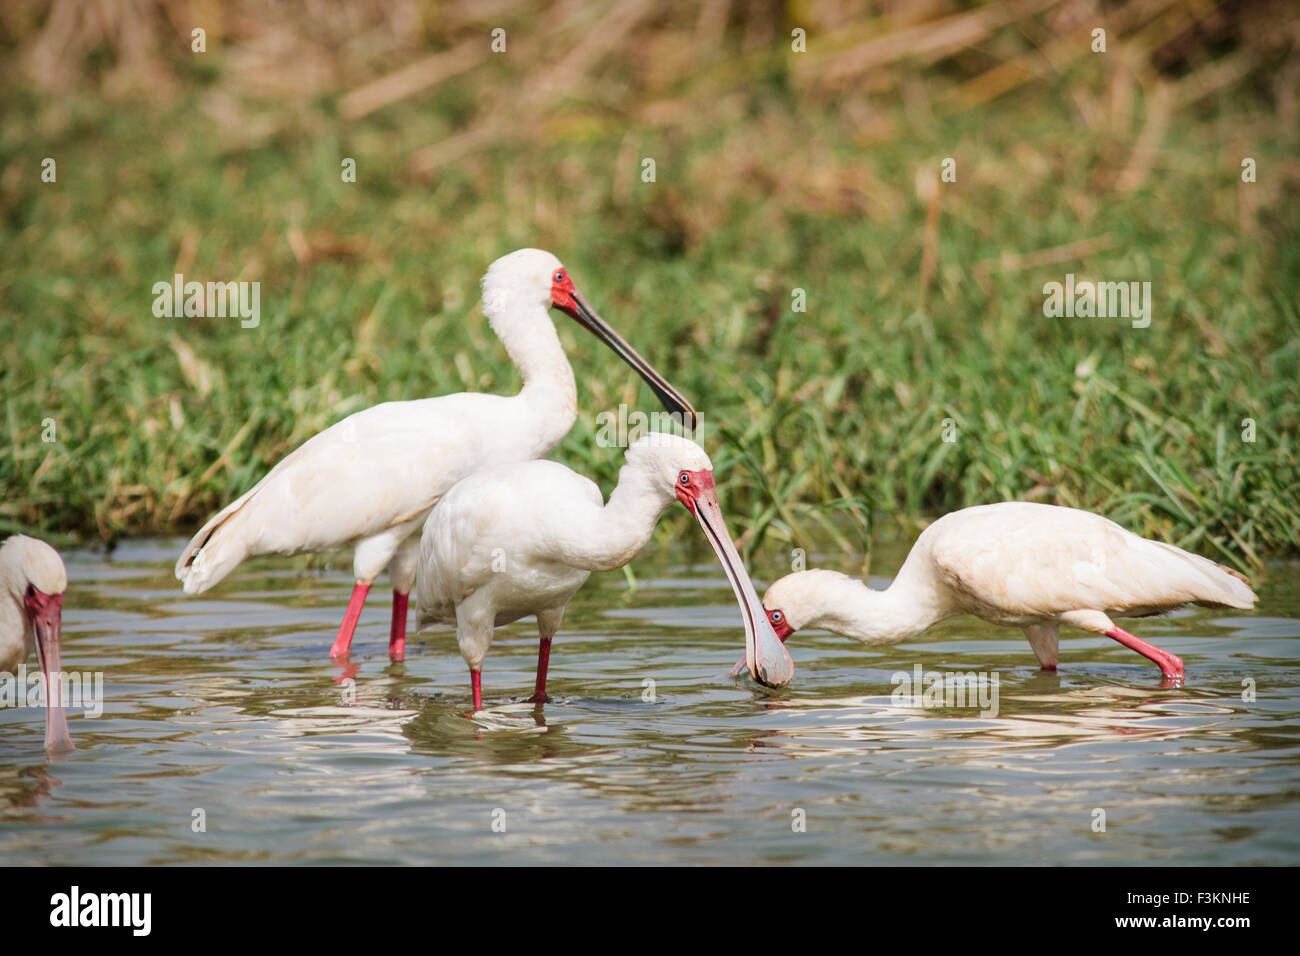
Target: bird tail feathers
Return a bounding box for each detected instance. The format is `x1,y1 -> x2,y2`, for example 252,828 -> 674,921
174,487 -> 257,594
1151,540 -> 1257,609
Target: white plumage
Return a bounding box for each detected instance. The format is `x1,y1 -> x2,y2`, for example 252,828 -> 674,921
0,535 -> 72,752
416,434 -> 794,710
749,502 -> 1257,684
175,249 -> 693,661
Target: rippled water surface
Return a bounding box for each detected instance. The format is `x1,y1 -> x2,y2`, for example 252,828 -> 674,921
2,538 -> 1298,865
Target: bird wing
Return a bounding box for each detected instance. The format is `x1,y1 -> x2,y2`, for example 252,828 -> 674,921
415,481 -> 498,622
177,391 -> 538,577
927,502 -> 1255,619
415,460 -> 604,625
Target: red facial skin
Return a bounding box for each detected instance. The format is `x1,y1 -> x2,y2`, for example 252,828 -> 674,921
679,468 -> 797,688
550,269 -> 578,313
677,474 -> 793,644
23,587 -> 62,644
22,585 -> 71,753
674,468 -> 714,512
766,608 -> 795,643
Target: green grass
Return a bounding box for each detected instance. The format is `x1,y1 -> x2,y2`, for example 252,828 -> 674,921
1,39 -> 1297,576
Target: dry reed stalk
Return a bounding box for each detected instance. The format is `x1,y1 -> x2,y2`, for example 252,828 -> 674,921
972,233 -> 1118,292
339,39 -> 483,120
815,0 -> 1062,88
1115,80 -> 1172,192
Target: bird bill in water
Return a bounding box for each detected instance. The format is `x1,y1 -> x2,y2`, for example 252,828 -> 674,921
25,583 -> 72,752
675,468 -> 793,688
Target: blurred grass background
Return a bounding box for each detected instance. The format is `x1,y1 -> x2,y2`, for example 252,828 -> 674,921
0,0 -> 1297,578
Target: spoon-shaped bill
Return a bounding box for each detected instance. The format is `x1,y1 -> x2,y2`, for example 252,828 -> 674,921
559,290 -> 697,431
729,612 -> 794,677
679,472 -> 793,688
28,592 -> 72,753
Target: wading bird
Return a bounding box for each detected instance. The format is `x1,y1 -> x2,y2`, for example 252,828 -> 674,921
0,535 -> 72,752
176,249 -> 694,661
415,434 -> 794,710
737,502 -> 1257,685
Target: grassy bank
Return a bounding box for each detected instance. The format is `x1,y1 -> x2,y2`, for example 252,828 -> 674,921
1,1 -> 1297,575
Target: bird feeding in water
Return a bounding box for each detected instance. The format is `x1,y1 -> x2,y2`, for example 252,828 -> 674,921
736,501 -> 1257,685
175,249 -> 695,662
0,535 -> 73,752
415,434 -> 794,711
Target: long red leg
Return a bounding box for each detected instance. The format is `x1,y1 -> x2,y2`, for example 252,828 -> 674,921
389,591 -> 409,661
470,668 -> 482,712
328,582 -> 371,658
528,637 -> 553,704
1105,626 -> 1184,682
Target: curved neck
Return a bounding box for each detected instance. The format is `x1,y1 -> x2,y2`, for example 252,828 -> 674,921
563,463 -> 675,573
813,572 -> 946,646
0,593 -> 25,670
491,304 -> 577,407
483,302 -> 579,454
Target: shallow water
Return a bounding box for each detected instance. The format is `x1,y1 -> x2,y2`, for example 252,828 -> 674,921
1,537 -> 1297,865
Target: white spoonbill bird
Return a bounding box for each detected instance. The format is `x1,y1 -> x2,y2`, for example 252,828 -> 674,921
176,249 -> 694,662
1,535 -> 72,752
415,434 -> 795,711
735,502 -> 1257,685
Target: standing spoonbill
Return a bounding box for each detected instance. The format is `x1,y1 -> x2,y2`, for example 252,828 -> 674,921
1,535 -> 72,752
415,434 -> 794,711
176,249 -> 694,661
735,502 -> 1257,685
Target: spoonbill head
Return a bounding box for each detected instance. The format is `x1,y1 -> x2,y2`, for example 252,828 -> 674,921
415,433 -> 793,711
175,248 -> 695,667
761,569 -> 863,638
740,502 -> 1258,685
0,535 -> 72,752
483,249 -> 696,429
